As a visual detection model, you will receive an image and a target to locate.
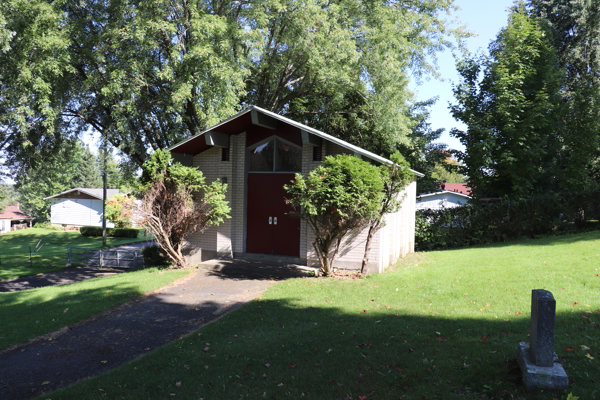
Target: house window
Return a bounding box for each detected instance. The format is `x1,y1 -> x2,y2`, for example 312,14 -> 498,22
222,148 -> 230,161
248,138 -> 302,172
313,146 -> 322,161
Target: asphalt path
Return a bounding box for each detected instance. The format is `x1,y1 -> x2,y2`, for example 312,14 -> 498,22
0,260 -> 314,400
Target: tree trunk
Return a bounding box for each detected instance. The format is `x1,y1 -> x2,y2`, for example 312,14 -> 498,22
360,222 -> 379,275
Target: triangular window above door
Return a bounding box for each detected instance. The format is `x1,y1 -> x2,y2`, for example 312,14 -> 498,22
248,137 -> 302,172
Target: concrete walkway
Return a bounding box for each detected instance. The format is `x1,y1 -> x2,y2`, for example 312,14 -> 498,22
0,259 -> 315,400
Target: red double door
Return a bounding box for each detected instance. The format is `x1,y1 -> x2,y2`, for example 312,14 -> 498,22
247,173 -> 300,257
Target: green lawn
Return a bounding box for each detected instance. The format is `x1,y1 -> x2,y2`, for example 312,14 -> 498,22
0,267 -> 189,350
40,231 -> 600,400
0,228 -> 152,280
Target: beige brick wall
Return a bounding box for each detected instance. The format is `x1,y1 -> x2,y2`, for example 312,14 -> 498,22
185,134 -> 246,262
231,132 -> 247,254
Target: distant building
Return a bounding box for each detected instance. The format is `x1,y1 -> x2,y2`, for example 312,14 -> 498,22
441,183 -> 471,196
0,203 -> 33,233
416,190 -> 471,211
44,188 -> 120,228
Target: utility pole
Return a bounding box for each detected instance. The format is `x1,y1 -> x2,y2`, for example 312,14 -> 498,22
102,134 -> 108,246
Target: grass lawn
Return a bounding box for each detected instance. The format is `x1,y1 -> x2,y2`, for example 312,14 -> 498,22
0,267 -> 189,350
39,231 -> 599,400
0,228 -> 152,280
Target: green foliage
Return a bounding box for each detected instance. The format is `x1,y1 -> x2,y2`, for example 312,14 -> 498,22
430,158 -> 467,184
80,226 -> 138,238
16,140 -> 102,221
32,221 -> 63,231
105,194 -> 133,229
139,149 -> 230,268
528,0 -> 600,188
285,155 -> 383,275
0,183 -> 17,212
415,187 -> 600,251
142,245 -> 169,267
360,152 -> 414,273
451,5 -> 565,199
1,0 -> 466,173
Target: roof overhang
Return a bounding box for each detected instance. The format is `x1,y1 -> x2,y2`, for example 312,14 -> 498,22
44,188 -> 103,201
168,106 -> 425,177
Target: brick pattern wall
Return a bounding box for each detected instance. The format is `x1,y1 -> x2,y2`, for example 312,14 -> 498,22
231,132 -> 246,253
186,142 -> 238,260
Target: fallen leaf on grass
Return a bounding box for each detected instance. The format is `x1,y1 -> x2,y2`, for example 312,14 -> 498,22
573,302 -> 580,306
515,311 -> 521,315
176,382 -> 181,387
585,354 -> 594,360
580,345 -> 590,351
480,336 -> 489,342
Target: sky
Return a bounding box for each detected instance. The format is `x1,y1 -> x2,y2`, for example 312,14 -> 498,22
2,0 -> 516,183
411,0 -> 515,152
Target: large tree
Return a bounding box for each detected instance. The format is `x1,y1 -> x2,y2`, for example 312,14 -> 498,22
1,0 -> 467,174
528,0 -> 600,188
450,5 -> 565,199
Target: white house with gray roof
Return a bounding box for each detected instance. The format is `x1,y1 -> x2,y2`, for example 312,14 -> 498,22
44,188 -> 121,228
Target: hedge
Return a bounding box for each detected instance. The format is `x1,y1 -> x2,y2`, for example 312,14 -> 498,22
415,187 -> 600,251
80,226 -> 139,238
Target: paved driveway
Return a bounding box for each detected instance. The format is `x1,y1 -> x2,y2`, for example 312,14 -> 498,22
0,260 -> 315,400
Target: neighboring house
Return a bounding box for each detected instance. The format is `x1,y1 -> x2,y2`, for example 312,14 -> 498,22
44,188 -> 121,228
442,183 -> 471,196
0,203 -> 33,234
416,190 -> 472,211
168,105 -> 424,273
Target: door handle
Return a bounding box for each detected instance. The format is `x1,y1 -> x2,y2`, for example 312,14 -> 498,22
269,216 -> 273,225
274,217 -> 277,225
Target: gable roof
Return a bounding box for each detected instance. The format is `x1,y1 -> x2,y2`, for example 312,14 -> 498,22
168,105 -> 424,177
442,183 -> 471,195
0,204 -> 33,220
417,190 -> 472,200
44,188 -> 121,201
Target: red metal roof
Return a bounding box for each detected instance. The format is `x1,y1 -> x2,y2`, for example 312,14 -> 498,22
0,204 -> 33,220
442,183 -> 471,195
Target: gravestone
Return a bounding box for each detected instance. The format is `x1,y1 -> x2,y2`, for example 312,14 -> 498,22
516,289 -> 568,392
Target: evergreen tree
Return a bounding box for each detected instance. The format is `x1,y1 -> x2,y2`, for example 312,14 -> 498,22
451,5 -> 565,198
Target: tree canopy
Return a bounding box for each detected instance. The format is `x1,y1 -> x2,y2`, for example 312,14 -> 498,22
451,2 -> 600,199
1,0 -> 467,175
451,4 -> 565,199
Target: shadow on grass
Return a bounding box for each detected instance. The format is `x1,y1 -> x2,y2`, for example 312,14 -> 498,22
17,293 -> 599,400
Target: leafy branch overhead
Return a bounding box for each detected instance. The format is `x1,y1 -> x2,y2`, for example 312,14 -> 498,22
0,0 -> 468,176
